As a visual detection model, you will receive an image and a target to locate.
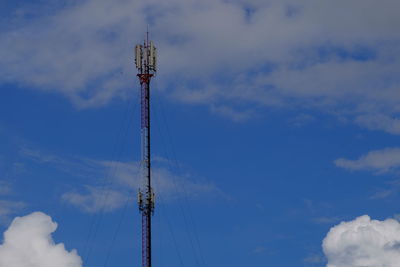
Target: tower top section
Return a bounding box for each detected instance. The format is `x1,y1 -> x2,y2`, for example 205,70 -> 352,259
135,37 -> 157,75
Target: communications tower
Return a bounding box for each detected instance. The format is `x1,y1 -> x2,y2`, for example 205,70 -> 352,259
135,33 -> 157,267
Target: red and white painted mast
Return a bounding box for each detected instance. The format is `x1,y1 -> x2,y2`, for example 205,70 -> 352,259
135,32 -> 156,267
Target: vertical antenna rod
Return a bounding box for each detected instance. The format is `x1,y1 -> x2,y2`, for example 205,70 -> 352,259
135,33 -> 157,267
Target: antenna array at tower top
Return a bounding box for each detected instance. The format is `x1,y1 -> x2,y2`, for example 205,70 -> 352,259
135,40 -> 157,74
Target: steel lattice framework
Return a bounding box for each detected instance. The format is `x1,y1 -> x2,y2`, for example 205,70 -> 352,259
135,33 -> 156,267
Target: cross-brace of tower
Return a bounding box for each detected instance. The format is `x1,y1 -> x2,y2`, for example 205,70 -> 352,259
135,34 -> 157,267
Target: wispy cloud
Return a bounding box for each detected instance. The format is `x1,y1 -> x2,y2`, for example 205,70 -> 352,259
19,147 -> 63,164
370,189 -> 394,200
61,186 -> 128,213
288,113 -> 315,127
0,200 -> 25,225
296,199 -> 343,226
61,159 -> 220,213
20,147 -> 221,213
335,147 -> 400,173
303,253 -> 324,264
335,148 -> 400,200
0,181 -> 26,225
356,114 -> 400,135
0,181 -> 12,196
368,179 -> 400,200
252,246 -> 267,254
210,105 -> 255,122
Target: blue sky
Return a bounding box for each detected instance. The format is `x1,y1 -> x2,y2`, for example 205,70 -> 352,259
1,1 -> 400,267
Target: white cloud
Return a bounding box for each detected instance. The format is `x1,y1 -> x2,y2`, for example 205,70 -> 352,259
18,151 -> 216,214
323,215 -> 400,267
1,0 -> 400,128
365,180 -> 400,200
0,212 -> 82,267
61,186 -> 128,213
61,159 -> 219,213
356,114 -> 400,135
210,105 -> 255,122
370,189 -> 394,200
0,182 -> 26,225
335,147 -> 400,173
20,147 -> 219,213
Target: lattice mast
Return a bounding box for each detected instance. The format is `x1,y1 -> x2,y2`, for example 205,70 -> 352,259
135,32 -> 157,267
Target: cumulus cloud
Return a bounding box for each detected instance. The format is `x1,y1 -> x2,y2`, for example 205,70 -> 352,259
1,0 -> 400,128
0,212 -> 82,267
334,147 -> 400,173
323,215 -> 400,267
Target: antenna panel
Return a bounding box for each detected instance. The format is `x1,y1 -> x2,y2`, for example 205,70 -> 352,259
152,47 -> 157,72
149,41 -> 157,71
135,45 -> 142,69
